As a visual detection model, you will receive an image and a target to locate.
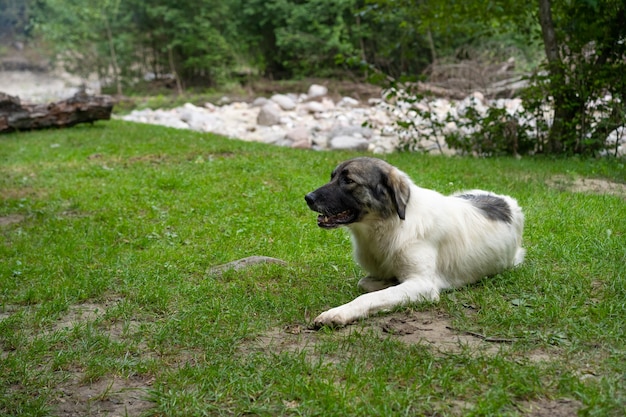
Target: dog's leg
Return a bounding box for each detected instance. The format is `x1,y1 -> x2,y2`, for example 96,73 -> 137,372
357,276 -> 400,292
314,278 -> 441,327
514,247 -> 526,266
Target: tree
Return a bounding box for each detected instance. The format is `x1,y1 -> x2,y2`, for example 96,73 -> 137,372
239,0 -> 360,78
31,0 -> 131,94
534,0 -> 626,154
0,0 -> 32,38
381,0 -> 626,155
135,0 -> 238,88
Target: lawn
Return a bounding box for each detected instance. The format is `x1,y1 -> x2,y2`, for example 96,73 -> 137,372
1,120 -> 625,416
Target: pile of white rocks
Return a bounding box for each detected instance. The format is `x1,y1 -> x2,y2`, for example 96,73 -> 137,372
119,83 -> 626,156
120,84 -> 400,154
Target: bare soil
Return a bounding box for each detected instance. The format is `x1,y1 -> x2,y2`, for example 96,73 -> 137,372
547,175 -> 626,199
55,374 -> 154,417
254,310 -> 519,359
251,309 -> 579,416
0,214 -> 25,227
517,398 -> 583,417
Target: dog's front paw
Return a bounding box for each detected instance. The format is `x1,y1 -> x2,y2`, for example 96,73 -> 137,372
313,307 -> 354,328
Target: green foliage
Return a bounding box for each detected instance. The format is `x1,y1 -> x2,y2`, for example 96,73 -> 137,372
0,0 -> 31,38
529,0 -> 626,155
445,106 -> 535,156
355,1 -> 434,78
241,0 -> 359,77
26,0 -> 446,85
138,0 -> 238,87
386,0 -> 626,156
31,0 -> 239,90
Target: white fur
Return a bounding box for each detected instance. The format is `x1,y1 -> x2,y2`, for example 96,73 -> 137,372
314,166 -> 525,327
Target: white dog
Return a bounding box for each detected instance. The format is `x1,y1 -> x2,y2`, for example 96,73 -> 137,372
305,157 -> 525,327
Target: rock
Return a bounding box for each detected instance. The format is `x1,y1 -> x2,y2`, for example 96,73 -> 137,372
301,101 -> 325,113
292,139 -> 312,149
208,256 -> 287,276
251,97 -> 269,107
217,96 -> 231,105
257,102 -> 282,126
330,135 -> 370,151
338,97 -> 360,108
312,134 -> 330,149
285,126 -> 309,143
307,84 -> 328,98
329,125 -> 372,139
271,94 -> 297,110
178,103 -> 216,131
321,98 -> 335,110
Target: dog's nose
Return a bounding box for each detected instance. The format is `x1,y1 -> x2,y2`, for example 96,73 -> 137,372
304,192 -> 316,206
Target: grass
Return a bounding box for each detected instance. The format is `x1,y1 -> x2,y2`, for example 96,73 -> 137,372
1,120 -> 625,416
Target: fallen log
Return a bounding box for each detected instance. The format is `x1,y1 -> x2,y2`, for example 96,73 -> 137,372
0,91 -> 114,134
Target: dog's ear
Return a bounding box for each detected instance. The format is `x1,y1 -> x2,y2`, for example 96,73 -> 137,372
386,168 -> 410,220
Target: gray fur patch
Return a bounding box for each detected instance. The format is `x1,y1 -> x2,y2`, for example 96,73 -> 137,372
457,193 -> 512,223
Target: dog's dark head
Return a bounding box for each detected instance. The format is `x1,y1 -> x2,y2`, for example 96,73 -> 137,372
304,157 -> 411,229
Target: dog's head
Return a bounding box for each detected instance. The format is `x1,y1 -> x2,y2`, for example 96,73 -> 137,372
304,157 -> 411,229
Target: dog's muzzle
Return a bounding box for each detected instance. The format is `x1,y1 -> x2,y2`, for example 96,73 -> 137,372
305,191 -> 357,229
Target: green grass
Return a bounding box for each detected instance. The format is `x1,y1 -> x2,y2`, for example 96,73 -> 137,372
1,120 -> 625,416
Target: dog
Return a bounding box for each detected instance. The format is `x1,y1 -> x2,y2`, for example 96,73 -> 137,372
305,157 -> 525,327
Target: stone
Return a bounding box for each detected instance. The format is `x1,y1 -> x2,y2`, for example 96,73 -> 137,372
329,125 -> 373,139
251,97 -> 269,107
257,103 -> 282,126
338,96 -> 360,108
307,84 -> 328,98
330,135 -> 370,151
312,134 -> 330,149
292,139 -> 312,149
301,101 -> 325,113
285,126 -> 309,142
271,94 -> 297,110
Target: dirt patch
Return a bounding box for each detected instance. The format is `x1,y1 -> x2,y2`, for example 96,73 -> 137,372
548,175 -> 626,199
1,187 -> 41,200
517,398 -> 582,417
0,304 -> 20,320
253,310 -> 511,358
54,374 -> 154,417
0,214 -> 25,227
46,300 -> 155,416
51,301 -> 117,333
48,299 -> 145,347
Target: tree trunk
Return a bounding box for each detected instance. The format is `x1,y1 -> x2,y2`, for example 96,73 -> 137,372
537,0 -> 584,154
168,46 -> 184,95
104,16 -> 123,96
537,0 -> 564,153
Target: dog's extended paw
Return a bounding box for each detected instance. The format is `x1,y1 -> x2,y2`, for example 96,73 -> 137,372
313,307 -> 354,328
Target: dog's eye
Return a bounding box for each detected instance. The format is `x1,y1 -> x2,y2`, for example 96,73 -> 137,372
342,176 -> 355,185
